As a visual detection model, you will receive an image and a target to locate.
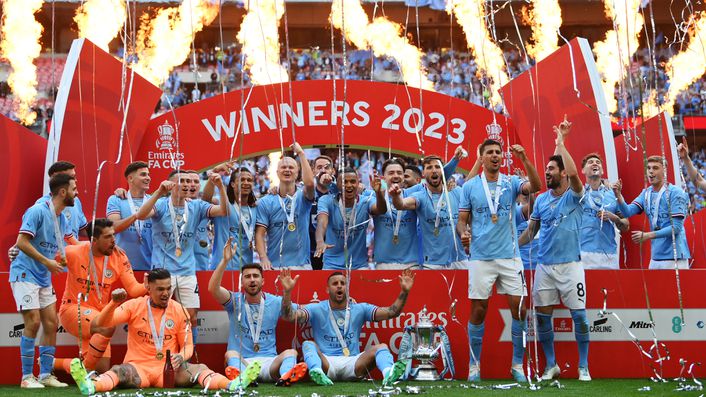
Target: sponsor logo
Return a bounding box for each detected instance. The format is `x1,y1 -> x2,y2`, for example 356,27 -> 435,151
554,318 -> 573,332
629,321 -> 654,329
672,316 -> 683,334
9,323 -> 24,338
156,121 -> 176,151
590,317 -> 612,333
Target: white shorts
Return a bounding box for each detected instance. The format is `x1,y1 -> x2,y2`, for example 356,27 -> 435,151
325,353 -> 362,381
421,264 -> 447,270
11,282 -> 56,312
245,356 -> 276,382
170,275 -> 200,309
649,259 -> 690,270
449,261 -> 469,270
375,263 -> 418,270
469,258 -> 526,300
532,262 -> 586,310
581,252 -> 619,270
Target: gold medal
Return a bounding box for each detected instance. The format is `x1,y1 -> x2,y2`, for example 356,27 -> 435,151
392,235 -> 399,244
288,222 -> 296,232
491,214 -> 498,224
156,352 -> 164,360
254,343 -> 260,353
434,227 -> 439,237
175,247 -> 182,257
342,347 -> 350,357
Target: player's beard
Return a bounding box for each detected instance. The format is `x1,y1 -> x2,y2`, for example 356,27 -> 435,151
64,195 -> 75,207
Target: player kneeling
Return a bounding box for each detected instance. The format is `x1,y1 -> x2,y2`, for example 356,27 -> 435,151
280,270 -> 414,386
69,269 -> 240,394
208,238 -> 308,388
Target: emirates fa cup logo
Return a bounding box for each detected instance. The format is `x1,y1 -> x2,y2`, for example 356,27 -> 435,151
485,122 -> 504,146
156,121 -> 176,151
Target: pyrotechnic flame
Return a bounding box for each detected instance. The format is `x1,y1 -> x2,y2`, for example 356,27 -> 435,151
592,0 -> 644,113
662,12 -> 706,115
74,0 -> 126,52
330,0 -> 434,91
446,0 -> 509,107
236,0 -> 288,85
134,0 -> 219,85
524,0 -> 562,62
0,0 -> 43,125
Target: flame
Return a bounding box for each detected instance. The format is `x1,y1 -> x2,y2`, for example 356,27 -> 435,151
662,12 -> 706,115
134,0 -> 219,85
0,0 -> 43,125
74,0 -> 126,52
236,0 -> 288,85
592,0 -> 644,113
525,0 -> 562,61
330,0 -> 433,91
446,0 -> 508,107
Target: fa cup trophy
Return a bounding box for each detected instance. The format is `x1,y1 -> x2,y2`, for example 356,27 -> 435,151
399,306 -> 455,381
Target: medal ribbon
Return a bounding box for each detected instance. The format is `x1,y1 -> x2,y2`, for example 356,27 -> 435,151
243,293 -> 266,349
646,185 -> 666,230
425,186 -> 446,232
481,172 -> 504,221
233,202 -> 255,244
48,199 -> 67,260
327,301 -> 351,354
385,191 -> 403,239
277,191 -> 297,229
126,191 -> 145,242
338,196 -> 359,232
88,249 -> 109,304
146,297 -> 167,358
168,198 -> 189,252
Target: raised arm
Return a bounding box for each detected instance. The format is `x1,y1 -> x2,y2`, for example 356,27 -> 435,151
368,175 -> 388,215
678,137 -> 706,191
278,269 -> 308,325
553,116 -> 583,194
136,181 -> 174,220
206,173 -> 229,217
511,145 -> 542,194
93,289 -> 130,328
442,146 -> 466,179
612,179 -> 642,218
374,269 -> 415,321
208,237 -> 234,305
389,184 -> 417,211
119,257 -> 148,297
293,143 -> 315,201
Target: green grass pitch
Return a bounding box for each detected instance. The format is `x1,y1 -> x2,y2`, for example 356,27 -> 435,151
0,379 -> 703,397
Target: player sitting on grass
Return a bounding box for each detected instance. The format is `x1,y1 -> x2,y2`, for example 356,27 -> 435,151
208,238 -> 308,388
69,269 -> 240,394
280,269 -> 414,386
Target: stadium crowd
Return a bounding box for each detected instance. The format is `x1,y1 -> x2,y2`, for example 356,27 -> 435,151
3,42 -> 706,130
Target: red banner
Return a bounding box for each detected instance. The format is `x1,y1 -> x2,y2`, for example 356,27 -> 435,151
45,38 -> 163,219
0,114 -> 47,272
501,37 -> 618,182
136,80 -> 521,182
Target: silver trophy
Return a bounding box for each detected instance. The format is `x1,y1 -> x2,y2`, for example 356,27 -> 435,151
408,306 -> 442,380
